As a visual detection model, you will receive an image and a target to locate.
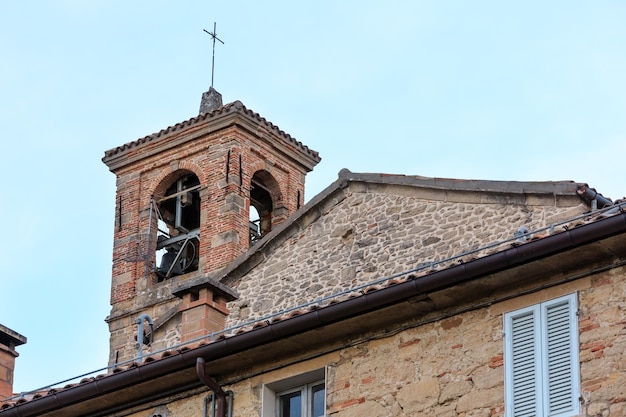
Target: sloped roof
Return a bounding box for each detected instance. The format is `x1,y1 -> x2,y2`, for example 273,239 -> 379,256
102,100 -> 321,171
1,163 -> 620,415
1,199 -> 625,416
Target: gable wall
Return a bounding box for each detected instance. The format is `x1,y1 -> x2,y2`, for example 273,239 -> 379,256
226,182 -> 587,326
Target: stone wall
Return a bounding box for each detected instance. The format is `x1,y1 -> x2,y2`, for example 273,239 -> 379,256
118,265 -> 626,417
322,267 -> 626,417
226,182 -> 587,326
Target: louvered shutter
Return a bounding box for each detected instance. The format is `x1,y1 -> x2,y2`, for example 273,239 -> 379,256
507,306 -> 543,417
542,296 -> 579,417
505,294 -> 580,417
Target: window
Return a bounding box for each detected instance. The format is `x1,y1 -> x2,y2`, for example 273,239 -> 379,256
262,369 -> 326,417
249,170 -> 280,246
504,293 -> 580,417
278,381 -> 325,417
154,173 -> 201,281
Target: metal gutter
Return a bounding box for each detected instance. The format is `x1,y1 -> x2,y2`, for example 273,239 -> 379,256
2,211 -> 625,417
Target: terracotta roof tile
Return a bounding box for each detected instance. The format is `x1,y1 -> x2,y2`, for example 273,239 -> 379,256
103,101 -> 320,162
2,200 -> 624,411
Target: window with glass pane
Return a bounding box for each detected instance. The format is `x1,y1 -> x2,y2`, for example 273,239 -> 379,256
311,383 -> 325,417
280,390 -> 302,417
278,381 -> 325,417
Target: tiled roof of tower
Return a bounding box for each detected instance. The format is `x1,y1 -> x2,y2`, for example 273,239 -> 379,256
2,198 -> 625,415
102,100 -> 320,162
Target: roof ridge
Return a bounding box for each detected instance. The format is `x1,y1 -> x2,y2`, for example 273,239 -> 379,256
338,170 -> 586,195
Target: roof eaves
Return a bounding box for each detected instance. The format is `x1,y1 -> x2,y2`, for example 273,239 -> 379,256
102,101 -> 320,170
2,205 -> 625,417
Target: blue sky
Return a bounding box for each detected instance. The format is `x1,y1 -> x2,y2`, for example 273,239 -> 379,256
1,1 -> 625,394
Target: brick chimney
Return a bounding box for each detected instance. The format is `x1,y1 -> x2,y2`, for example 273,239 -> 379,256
0,324 -> 27,400
173,278 -> 238,344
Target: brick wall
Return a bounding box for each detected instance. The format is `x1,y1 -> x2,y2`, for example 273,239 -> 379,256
104,113 -> 318,366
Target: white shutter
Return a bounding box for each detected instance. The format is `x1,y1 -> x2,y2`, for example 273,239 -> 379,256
542,295 -> 580,417
505,294 -> 580,417
507,306 -> 542,417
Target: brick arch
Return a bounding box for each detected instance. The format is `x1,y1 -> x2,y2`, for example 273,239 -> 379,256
150,161 -> 206,201
249,169 -> 284,244
247,161 -> 284,206
251,169 -> 282,203
247,159 -> 271,176
149,163 -> 203,282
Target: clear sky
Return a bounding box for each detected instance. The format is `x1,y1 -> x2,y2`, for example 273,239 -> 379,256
1,1 -> 624,394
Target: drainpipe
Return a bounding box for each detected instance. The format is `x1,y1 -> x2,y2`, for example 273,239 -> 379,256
196,357 -> 226,417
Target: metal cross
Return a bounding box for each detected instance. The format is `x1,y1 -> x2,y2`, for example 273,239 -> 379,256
203,22 -> 224,88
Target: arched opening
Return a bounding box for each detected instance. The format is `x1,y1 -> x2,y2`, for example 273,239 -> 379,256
249,205 -> 261,245
249,170 -> 280,246
154,173 -> 201,281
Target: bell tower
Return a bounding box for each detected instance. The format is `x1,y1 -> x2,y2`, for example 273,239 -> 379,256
102,91 -> 320,366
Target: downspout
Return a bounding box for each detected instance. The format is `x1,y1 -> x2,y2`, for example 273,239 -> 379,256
196,357 -> 226,417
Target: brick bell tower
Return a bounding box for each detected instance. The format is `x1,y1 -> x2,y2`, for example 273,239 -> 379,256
102,88 -> 320,366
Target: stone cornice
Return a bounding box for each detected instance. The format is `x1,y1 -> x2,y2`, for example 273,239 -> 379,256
102,101 -> 320,174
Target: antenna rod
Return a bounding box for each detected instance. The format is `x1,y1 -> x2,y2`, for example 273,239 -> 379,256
203,22 -> 224,88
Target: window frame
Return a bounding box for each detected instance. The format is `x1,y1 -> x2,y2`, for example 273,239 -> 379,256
277,379 -> 325,417
504,293 -> 581,417
262,368 -> 326,417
